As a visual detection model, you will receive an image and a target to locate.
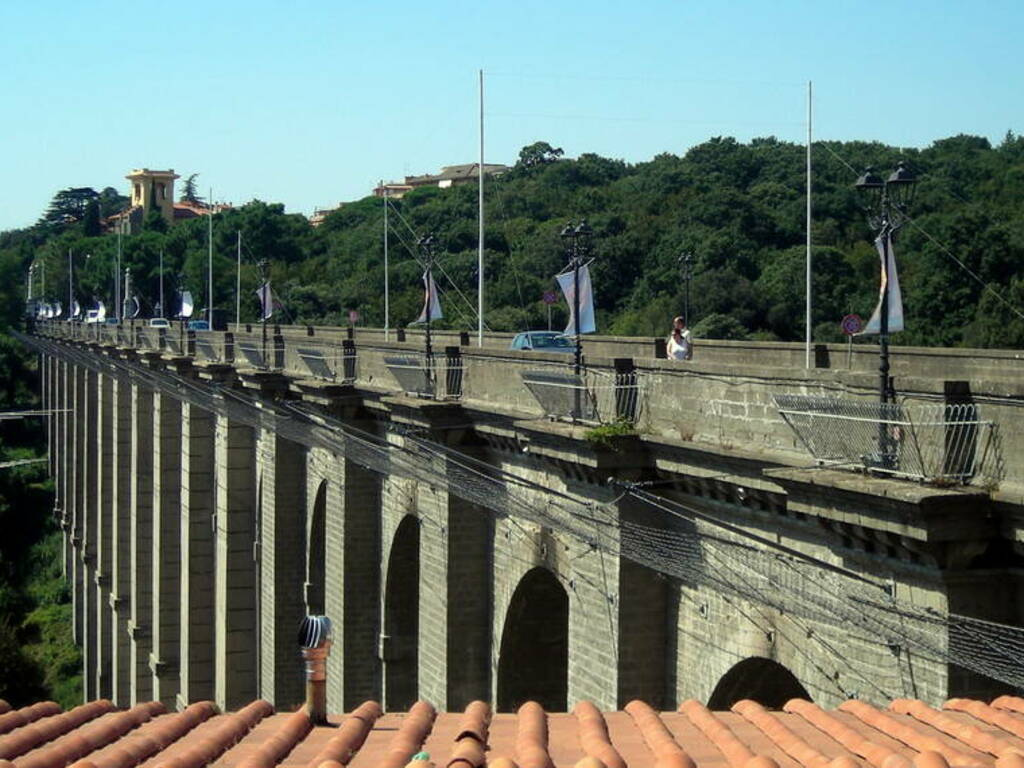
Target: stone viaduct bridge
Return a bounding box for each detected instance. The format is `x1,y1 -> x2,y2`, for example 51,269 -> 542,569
22,321 -> 1024,716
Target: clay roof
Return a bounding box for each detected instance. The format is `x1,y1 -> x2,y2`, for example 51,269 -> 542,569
1,696 -> 1024,768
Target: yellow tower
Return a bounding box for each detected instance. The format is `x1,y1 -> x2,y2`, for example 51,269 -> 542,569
126,168 -> 179,226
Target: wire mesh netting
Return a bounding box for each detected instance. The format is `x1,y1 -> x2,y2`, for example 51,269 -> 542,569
23,330 -> 1024,693
774,394 -> 999,485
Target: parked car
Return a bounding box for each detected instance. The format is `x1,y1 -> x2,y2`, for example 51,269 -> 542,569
509,331 -> 574,353
187,320 -> 210,331
148,318 -> 170,329
84,310 -> 101,324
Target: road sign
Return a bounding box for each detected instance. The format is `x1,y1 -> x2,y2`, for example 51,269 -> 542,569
542,290 -> 559,305
348,309 -> 360,324
841,314 -> 864,336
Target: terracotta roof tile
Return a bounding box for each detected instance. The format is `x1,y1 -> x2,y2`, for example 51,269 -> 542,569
4,696 -> 1023,767
0,703 -> 63,739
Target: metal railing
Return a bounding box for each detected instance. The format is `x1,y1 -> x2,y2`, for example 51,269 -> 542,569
380,350 -> 463,400
521,362 -> 643,425
774,394 -> 999,485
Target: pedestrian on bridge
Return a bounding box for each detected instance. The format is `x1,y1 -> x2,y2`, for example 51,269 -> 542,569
667,316 -> 693,361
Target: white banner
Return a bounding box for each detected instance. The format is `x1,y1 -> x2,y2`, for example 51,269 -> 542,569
415,271 -> 443,323
129,296 -> 141,319
556,263 -> 596,335
96,302 -> 106,322
255,282 -> 275,321
858,232 -> 904,335
179,290 -> 194,319
71,300 -> 81,319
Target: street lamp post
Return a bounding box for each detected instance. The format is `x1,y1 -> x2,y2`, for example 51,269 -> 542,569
854,161 -> 916,464
258,259 -> 269,366
177,273 -> 187,352
560,220 -> 593,378
678,251 -> 694,328
416,234 -> 437,375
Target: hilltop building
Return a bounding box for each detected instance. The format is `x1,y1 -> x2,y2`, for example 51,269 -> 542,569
105,168 -> 231,234
372,162 -> 510,199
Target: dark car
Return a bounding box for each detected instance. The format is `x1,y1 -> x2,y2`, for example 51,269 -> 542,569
509,331 -> 574,353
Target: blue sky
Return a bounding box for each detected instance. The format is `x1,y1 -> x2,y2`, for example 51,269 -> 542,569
2,0 -> 1021,232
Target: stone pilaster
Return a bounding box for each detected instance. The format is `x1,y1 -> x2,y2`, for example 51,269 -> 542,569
214,415 -> 258,711
130,383 -> 154,704
71,364 -> 85,648
110,374 -> 133,705
257,429 -> 306,708
81,368 -> 98,701
150,392 -> 182,708
94,373 -> 115,699
178,402 -> 216,708
341,459 -> 382,710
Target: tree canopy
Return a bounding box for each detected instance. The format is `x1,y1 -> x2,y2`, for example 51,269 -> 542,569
6,132 -> 1024,347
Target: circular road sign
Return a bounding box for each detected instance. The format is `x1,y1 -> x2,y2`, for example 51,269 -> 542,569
841,313 -> 864,336
542,290 -> 559,305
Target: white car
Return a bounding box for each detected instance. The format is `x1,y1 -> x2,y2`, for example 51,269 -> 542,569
148,318 -> 171,328
84,310 -> 101,324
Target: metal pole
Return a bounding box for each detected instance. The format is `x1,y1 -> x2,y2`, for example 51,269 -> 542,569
115,225 -> 121,320
572,232 -> 582,421
159,250 -> 164,318
477,68 -> 485,348
878,213 -> 892,465
208,188 -> 214,325
235,231 -> 241,330
805,80 -> 813,369
383,180 -> 389,342
424,240 -> 434,366
68,249 -> 73,319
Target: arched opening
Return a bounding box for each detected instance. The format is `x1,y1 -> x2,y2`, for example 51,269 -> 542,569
307,480 -> 327,615
707,657 -> 811,710
384,516 -> 419,711
496,566 -> 568,712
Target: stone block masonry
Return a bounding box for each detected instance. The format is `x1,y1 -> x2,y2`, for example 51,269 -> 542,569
31,328 -> 1024,714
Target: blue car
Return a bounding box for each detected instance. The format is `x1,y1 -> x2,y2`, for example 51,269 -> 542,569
187,320 -> 210,331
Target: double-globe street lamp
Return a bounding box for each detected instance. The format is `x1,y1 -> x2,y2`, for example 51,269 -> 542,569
678,251 -> 694,328
854,161 -> 917,464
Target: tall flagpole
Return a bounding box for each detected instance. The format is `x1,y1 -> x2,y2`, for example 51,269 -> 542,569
383,180 -> 389,342
477,68 -> 485,347
208,188 -> 214,325
68,249 -> 72,318
235,231 -> 241,330
115,224 -> 121,320
159,250 -> 164,318
805,80 -> 813,369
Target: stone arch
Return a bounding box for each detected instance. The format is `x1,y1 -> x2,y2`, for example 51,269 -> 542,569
707,657 -> 811,710
307,479 -> 327,615
383,515 -> 419,712
496,566 -> 569,712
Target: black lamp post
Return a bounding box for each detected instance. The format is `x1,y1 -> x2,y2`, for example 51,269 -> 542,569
559,220 -> 593,378
258,259 -> 269,366
678,251 -> 694,328
854,161 -> 916,463
416,234 -> 437,370
177,273 -> 187,351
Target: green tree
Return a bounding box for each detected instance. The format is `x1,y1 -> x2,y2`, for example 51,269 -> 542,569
180,173 -> 204,206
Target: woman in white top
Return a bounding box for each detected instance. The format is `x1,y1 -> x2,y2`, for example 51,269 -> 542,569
667,315 -> 693,360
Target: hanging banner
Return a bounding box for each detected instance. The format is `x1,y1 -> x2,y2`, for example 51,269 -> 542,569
857,232 -> 904,335
53,302 -> 62,318
129,296 -> 141,319
255,282 -> 275,321
555,262 -> 596,335
71,300 -> 81,319
415,271 -> 443,323
96,302 -> 106,322
179,290 -> 194,319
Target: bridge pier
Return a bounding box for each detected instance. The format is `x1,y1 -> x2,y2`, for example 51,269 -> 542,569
150,390 -> 182,708
129,381 -> 154,704
94,372 -> 114,699
178,402 -> 215,708
110,373 -> 133,705
255,424 -> 306,708
213,414 -> 258,711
